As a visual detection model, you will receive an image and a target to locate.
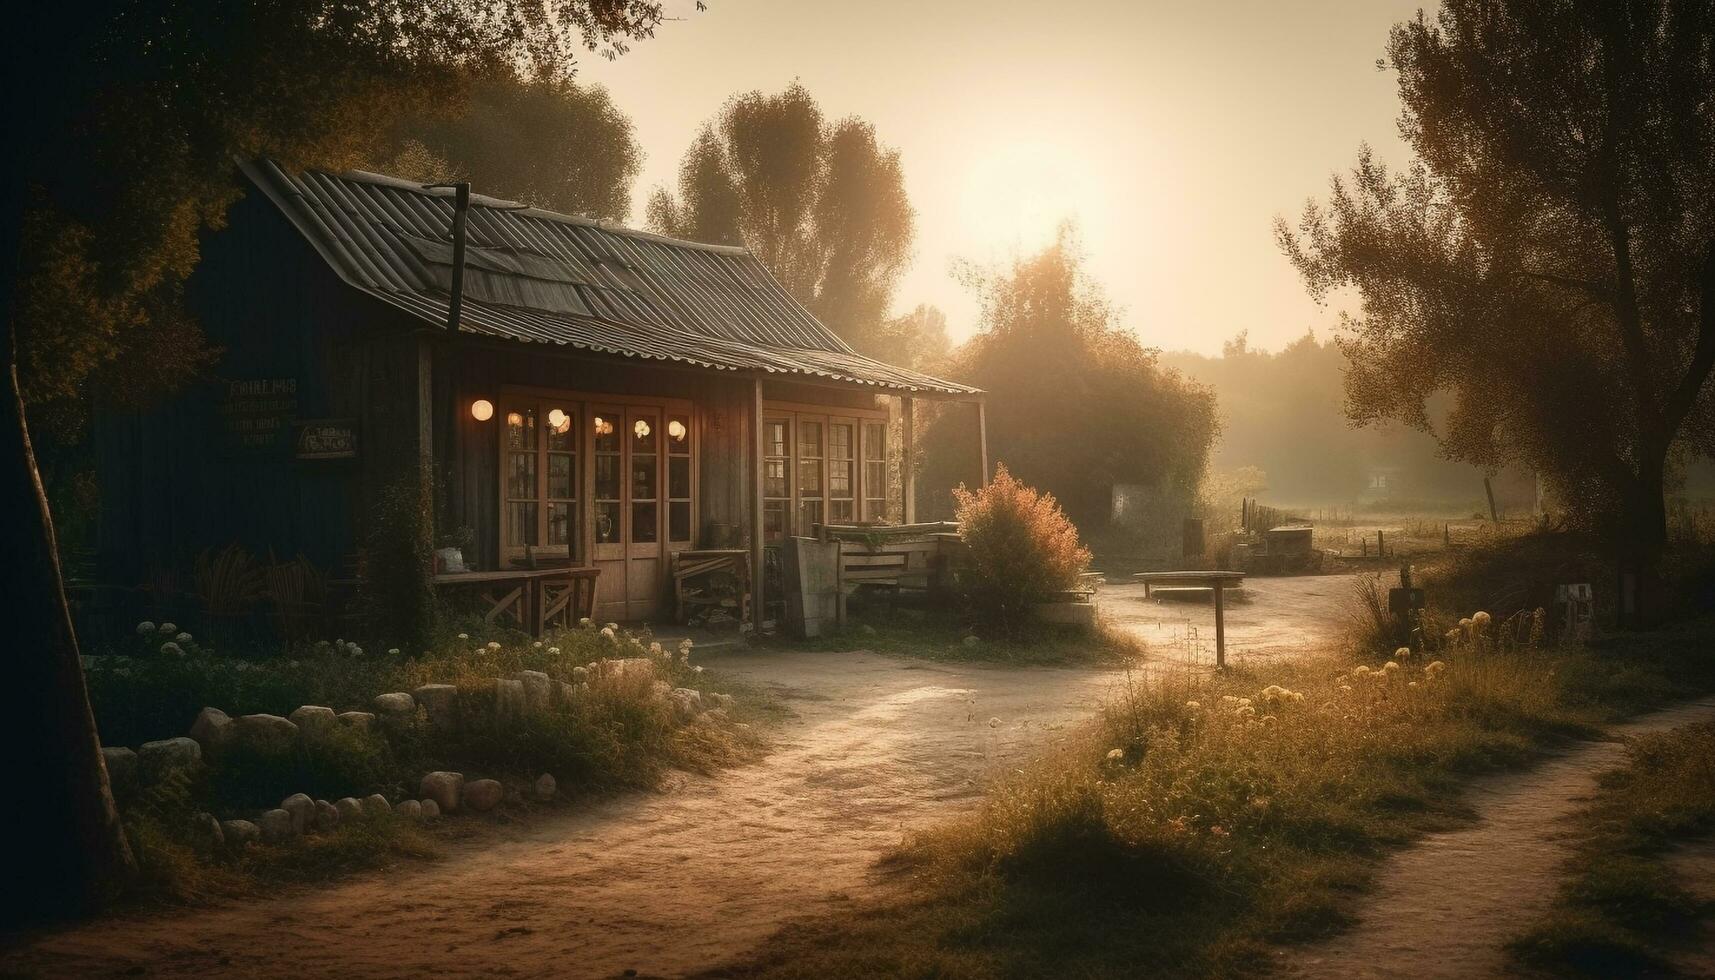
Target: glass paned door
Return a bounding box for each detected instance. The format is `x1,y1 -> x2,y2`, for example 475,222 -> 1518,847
863,421 -> 887,521
592,409 -> 622,553
828,421 -> 855,523
667,413 -> 692,543
763,418 -> 790,543
628,410 -> 661,551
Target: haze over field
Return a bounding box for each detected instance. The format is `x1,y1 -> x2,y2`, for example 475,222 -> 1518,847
583,0 -> 1431,354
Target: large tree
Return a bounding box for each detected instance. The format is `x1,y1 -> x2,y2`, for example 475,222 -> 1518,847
919,229 -> 1218,532
1278,1 -> 1715,597
384,72 -> 642,221
646,82 -> 915,354
1,0 -> 673,922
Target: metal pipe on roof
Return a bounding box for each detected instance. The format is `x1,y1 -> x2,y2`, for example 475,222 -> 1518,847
427,181 -> 471,332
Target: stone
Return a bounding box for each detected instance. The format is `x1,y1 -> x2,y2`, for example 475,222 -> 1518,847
533,773 -> 557,800
650,680 -> 672,701
314,799 -> 340,831
697,707 -> 729,726
188,707 -> 233,749
420,799 -> 440,819
412,684 -> 459,731
220,819 -> 261,847
280,793 -> 315,834
492,678 -> 527,726
336,710 -> 376,731
554,680 -> 579,705
596,657 -> 653,680
191,812 -> 224,854
462,778 -> 503,812
138,736 -> 201,782
288,705 -> 338,742
257,808 -> 295,842
101,746 -> 138,798
667,688 -> 705,723
395,799 -> 422,820
372,692 -> 416,718
707,693 -> 736,711
419,771 -> 464,813
232,713 -> 299,754
514,670 -> 552,711
962,635 -> 980,647
334,797 -> 364,821
363,793 -> 391,815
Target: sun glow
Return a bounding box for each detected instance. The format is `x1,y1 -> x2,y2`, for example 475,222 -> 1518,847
955,139 -> 1107,254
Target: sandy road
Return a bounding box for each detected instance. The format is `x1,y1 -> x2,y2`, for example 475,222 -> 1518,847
0,652 -> 1132,979
1095,571 -> 1359,667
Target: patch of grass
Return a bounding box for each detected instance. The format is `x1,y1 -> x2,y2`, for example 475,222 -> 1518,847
714,603 -> 1715,979
780,600 -> 1142,667
1509,721 -> 1715,977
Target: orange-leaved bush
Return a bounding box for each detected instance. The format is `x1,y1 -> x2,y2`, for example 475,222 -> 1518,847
953,465 -> 1091,632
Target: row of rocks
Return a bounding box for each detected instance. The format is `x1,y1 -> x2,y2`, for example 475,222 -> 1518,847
210,790 -> 443,850
418,770 -> 557,813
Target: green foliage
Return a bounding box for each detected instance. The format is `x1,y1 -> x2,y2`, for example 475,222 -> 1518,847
206,724 -> 399,812
919,229 -> 1218,529
380,71 -> 642,220
646,82 -> 916,355
1277,0 -> 1715,555
362,475 -> 438,653
952,466 -> 1091,633
783,601 -> 1142,667
1510,721 -> 1715,976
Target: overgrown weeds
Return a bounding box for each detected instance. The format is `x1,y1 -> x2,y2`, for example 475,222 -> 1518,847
784,601 -> 1142,667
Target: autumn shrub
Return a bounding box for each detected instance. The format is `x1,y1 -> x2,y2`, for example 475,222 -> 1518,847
953,464 -> 1091,634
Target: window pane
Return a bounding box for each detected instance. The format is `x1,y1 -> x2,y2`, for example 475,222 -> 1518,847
865,461 -> 885,499
669,456 -> 691,500
763,500 -> 786,539
505,502 -> 538,547
595,502 -> 620,543
546,408 -> 574,451
631,502 -> 658,543
799,421 -> 822,456
831,423 -> 853,459
548,454 -> 574,499
865,422 -> 885,460
506,407 -> 537,450
765,459 -> 787,499
799,459 -> 822,495
669,501 -> 691,542
596,455 -> 620,500
632,454 -> 657,500
766,421 -> 787,457
507,452 -> 536,500
831,500 -> 855,522
830,459 -> 852,497
547,502 -> 573,547
593,413 -> 618,453
668,414 -> 691,454
632,415 -> 657,454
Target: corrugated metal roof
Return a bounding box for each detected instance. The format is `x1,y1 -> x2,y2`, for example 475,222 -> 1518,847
238,159 -> 978,396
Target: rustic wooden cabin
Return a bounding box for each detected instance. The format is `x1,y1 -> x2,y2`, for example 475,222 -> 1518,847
96,159 -> 984,627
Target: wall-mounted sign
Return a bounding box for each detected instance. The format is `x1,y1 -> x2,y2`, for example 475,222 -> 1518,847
295,419 -> 359,460
218,377 -> 298,453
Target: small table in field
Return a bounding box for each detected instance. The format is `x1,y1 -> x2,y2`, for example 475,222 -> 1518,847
433,567 -> 599,638
1133,570 -> 1247,668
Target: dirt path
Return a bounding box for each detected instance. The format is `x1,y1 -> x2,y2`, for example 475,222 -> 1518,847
1276,696 -> 1715,979
1097,572 -> 1358,667
2,653 -> 1131,980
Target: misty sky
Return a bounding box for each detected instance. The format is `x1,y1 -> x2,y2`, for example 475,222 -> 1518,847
582,0 -> 1433,355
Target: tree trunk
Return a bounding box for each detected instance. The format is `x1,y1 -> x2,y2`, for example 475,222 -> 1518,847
1617,458 -> 1671,629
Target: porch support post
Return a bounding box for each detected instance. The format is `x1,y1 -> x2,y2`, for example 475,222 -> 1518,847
976,398 -> 989,487
902,395 -> 916,523
750,377 -> 766,627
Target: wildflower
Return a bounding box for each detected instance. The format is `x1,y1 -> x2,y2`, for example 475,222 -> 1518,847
349,645 -> 363,656
693,665 -> 704,674
679,638 -> 693,653
1352,665 -> 1371,676
388,648 -> 401,656
533,641 -> 543,650
486,641 -> 501,652
988,717 -> 1001,728
604,622 -> 619,632
1338,684 -> 1353,693
136,621 -> 156,635
571,665 -> 589,679
1394,646 -> 1412,660
578,618 -> 592,627
1383,661 -> 1400,673
600,627 -> 617,642
457,632 -> 470,641
1209,825 -> 1229,838
1472,610 -> 1491,628
1105,748 -> 1124,761
1291,691 -> 1305,702
1424,660 -> 1447,676
547,647 -> 561,656
1407,681 -> 1419,688
1458,618 -> 1473,629
175,632 -> 192,643
1261,714 -> 1277,727
649,642 -> 665,658
1185,700 -> 1201,710
1220,694 -> 1243,705
159,622 -> 177,634
160,641 -> 184,656
1235,704 -> 1257,718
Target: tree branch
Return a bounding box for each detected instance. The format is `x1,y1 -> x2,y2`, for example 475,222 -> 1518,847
1662,239 -> 1715,438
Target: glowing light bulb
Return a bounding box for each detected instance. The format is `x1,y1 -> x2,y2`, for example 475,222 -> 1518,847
633,419 -> 652,439
470,399 -> 494,421
547,408 -> 568,432
506,411 -> 524,428
667,419 -> 687,441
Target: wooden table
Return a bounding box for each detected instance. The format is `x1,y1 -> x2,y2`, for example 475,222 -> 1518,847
433,567 -> 599,638
1133,570 -> 1247,668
